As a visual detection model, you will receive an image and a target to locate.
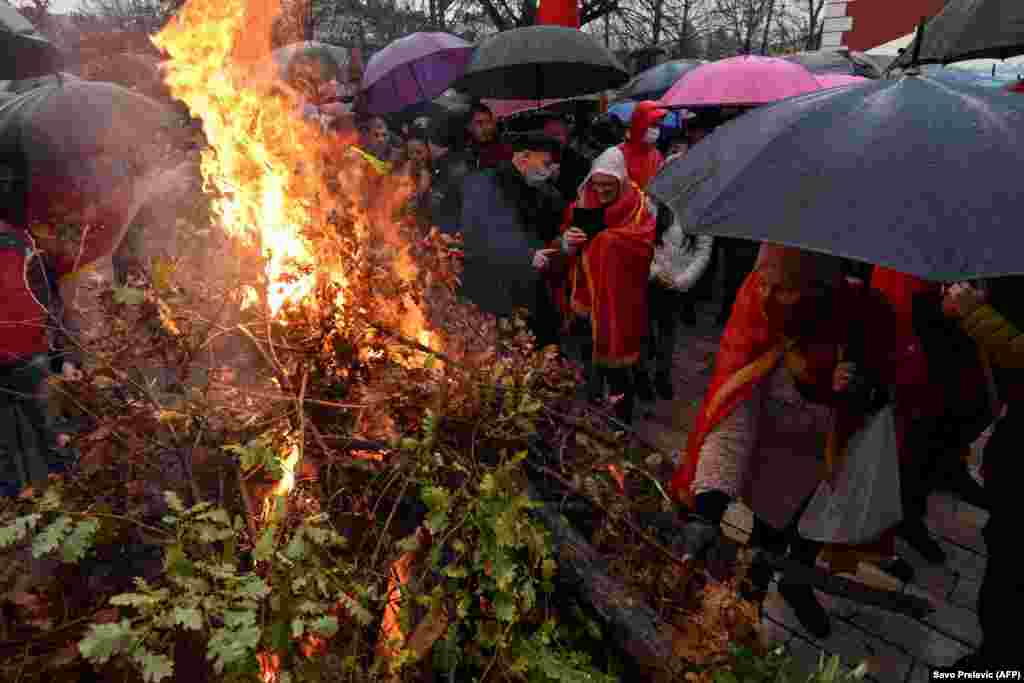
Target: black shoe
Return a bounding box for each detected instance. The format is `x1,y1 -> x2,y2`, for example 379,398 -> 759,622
898,521 -> 947,565
877,556 -> 915,584
634,373 -> 655,403
937,463 -> 989,512
740,554 -> 775,604
654,372 -> 674,401
778,582 -> 831,639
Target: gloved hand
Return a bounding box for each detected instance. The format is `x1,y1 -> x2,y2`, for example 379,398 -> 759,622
562,227 -> 587,256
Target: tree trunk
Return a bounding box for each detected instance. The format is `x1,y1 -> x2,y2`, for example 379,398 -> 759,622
760,0 -> 775,54
526,483 -> 684,678
652,0 -> 664,47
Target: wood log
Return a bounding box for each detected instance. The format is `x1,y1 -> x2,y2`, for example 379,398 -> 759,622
525,482 -> 683,679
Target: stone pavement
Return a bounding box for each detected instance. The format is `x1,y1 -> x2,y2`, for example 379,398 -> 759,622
633,305 -> 988,682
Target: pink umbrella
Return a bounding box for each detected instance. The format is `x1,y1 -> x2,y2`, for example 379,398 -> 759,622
659,55 -> 821,108
816,73 -> 871,89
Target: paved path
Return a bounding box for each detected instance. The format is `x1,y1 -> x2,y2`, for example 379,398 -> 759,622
633,304 -> 987,681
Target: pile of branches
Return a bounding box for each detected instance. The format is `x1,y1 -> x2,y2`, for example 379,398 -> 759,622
0,138 -> 862,683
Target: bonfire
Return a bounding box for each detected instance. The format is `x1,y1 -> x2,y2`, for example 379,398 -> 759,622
0,0 -> 860,681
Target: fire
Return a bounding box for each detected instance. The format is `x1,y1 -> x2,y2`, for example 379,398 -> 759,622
154,0 -> 443,494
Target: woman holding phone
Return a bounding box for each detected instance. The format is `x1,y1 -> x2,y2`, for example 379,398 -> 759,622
556,147 -> 656,424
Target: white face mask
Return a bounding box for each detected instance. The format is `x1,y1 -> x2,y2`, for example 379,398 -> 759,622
644,127 -> 660,145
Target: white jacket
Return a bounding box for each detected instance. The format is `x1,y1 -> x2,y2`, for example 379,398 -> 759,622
650,217 -> 714,292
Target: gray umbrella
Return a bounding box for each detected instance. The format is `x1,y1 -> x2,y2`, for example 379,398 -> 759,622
1,0 -> 62,80
890,0 -> 1024,67
647,73 -> 1024,282
453,26 -> 628,99
782,49 -> 883,79
0,80 -> 175,226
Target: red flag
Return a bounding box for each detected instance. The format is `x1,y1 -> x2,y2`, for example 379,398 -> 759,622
536,0 -> 580,28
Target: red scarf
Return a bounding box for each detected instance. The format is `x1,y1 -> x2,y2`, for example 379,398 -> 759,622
670,271 -> 898,502
561,179 -> 655,366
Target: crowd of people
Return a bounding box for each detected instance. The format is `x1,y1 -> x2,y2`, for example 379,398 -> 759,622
1,60 -> 1018,673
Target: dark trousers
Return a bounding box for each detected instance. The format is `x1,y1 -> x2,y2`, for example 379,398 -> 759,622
638,283 -> 685,380
572,317 -> 635,423
718,238 -> 760,322
745,500 -> 822,597
973,408 -> 1021,665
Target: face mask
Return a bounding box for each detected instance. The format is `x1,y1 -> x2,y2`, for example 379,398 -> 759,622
644,127 -> 660,145
523,167 -> 553,186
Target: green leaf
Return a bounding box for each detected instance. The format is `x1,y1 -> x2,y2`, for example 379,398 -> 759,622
271,620 -> 291,651
32,516 -> 72,558
421,486 -> 451,513
254,527 -> 275,562
61,519 -> 100,563
133,648 -> 175,682
172,606 -> 203,630
425,510 -> 449,534
207,624 -> 261,673
113,287 -> 146,305
79,619 -> 135,664
310,615 -> 339,638
164,491 -> 186,513
236,576 -> 271,600
291,618 -> 306,638
493,593 -> 516,622
284,533 -> 307,561
0,514 -> 41,549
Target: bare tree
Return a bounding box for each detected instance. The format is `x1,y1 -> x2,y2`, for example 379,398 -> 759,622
76,0 -> 183,33
802,0 -> 825,50
711,0 -> 772,54
470,0 -> 619,31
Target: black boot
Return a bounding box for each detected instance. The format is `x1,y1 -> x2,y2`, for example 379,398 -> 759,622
654,371 -> 674,400
740,551 -> 775,604
778,582 -> 831,639
634,370 -> 655,403
936,459 -> 990,512
876,556 -> 916,584
898,519 -> 947,565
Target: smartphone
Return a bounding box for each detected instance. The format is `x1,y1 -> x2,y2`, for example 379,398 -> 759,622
572,207 -> 606,240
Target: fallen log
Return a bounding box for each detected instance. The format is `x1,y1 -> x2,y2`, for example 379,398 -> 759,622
525,481 -> 684,680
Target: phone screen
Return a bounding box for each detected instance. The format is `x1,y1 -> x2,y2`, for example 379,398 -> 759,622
572,207 -> 606,239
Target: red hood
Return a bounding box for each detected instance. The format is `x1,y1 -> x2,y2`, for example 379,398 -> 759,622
628,100 -> 666,145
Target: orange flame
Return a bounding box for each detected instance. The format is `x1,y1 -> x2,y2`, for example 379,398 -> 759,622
155,0 -> 442,492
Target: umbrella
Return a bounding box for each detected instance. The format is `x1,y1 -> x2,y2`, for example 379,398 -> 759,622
917,63 -> 1013,88
890,0 -> 1024,68
1,72 -> 79,95
483,93 -> 600,119
783,49 -> 883,79
616,59 -> 705,102
360,32 -> 474,115
0,80 -> 175,226
452,25 -> 628,99
648,73 -> 1024,282
607,100 -> 685,129
271,41 -> 350,84
659,56 -> 821,109
815,73 -> 870,89
0,0 -> 62,80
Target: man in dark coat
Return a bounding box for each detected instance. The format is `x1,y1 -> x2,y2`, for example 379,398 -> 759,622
457,133 -> 566,347
541,114 -> 590,203
434,103 -> 515,232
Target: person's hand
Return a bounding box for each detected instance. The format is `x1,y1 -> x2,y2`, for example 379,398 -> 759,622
676,514 -> 719,562
61,362 -> 83,382
942,282 -> 986,318
832,361 -> 861,393
532,248 -> 558,271
562,227 -> 588,255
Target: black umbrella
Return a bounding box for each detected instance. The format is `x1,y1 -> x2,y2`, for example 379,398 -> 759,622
453,25 -> 628,99
782,49 -> 883,79
891,0 -> 1024,67
616,59 -> 704,101
1,0 -> 62,80
647,73 -> 1024,282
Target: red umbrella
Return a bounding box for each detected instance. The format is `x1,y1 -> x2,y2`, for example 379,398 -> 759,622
1005,80 -> 1024,94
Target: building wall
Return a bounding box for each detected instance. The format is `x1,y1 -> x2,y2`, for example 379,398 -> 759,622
820,0 -> 946,52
